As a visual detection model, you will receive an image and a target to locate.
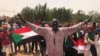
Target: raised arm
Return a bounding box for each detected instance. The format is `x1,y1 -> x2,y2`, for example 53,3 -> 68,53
63,15 -> 93,36
17,14 -> 46,36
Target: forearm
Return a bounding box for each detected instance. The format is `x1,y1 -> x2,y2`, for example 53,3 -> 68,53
26,22 -> 46,37
88,38 -> 95,45
66,15 -> 93,35
26,21 -> 38,31
95,34 -> 99,42
65,22 -> 85,36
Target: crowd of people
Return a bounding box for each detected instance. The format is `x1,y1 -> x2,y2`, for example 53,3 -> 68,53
0,15 -> 100,56
0,18 -> 47,56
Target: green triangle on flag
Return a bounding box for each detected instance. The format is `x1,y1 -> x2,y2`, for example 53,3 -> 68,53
11,33 -> 23,44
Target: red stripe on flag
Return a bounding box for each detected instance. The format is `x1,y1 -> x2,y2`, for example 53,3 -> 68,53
13,26 -> 32,34
77,38 -> 86,46
69,35 -> 78,46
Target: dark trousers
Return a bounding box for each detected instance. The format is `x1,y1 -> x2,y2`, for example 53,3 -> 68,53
40,46 -> 46,56
39,41 -> 46,56
14,44 -> 20,52
27,42 -> 33,53
0,45 -> 3,56
78,54 -> 84,56
23,44 -> 27,52
23,43 -> 32,53
32,41 -> 38,52
90,45 -> 97,56
0,41 -> 3,56
64,47 -> 78,56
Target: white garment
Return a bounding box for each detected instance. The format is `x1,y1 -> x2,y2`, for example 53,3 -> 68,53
2,44 -> 12,53
73,44 -> 90,54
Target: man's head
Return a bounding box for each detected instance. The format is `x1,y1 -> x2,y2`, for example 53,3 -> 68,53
2,23 -> 8,32
87,25 -> 94,33
41,21 -> 46,27
51,18 -> 59,32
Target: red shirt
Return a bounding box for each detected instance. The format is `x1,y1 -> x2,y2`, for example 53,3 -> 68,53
0,31 -> 11,45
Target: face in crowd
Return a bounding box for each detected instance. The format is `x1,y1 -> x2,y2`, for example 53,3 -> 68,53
2,24 -> 8,32
87,26 -> 94,33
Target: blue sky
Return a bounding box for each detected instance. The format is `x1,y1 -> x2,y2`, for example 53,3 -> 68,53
0,0 -> 100,17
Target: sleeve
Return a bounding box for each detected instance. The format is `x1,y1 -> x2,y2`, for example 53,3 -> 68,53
0,33 -> 3,38
26,22 -> 47,37
63,22 -> 84,37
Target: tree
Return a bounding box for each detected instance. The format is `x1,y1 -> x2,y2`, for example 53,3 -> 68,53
74,10 -> 88,22
91,11 -> 100,22
34,3 -> 48,21
21,6 -> 34,22
50,8 -> 73,22
19,4 -> 99,23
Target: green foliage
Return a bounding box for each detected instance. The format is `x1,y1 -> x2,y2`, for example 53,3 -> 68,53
46,7 -> 73,22
21,6 -> 34,22
92,12 -> 100,22
19,4 -> 99,23
71,11 -> 88,22
33,3 -> 48,21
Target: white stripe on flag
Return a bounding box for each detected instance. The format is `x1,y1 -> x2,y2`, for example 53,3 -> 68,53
20,31 -> 38,39
78,45 -> 85,50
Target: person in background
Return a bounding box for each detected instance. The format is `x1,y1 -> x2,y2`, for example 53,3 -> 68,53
85,25 -> 98,56
10,20 -> 21,54
92,22 -> 100,56
31,20 -> 41,54
77,30 -> 86,56
39,21 -> 47,56
64,32 -> 78,56
31,39 -> 38,53
0,24 -> 13,56
63,22 -> 78,56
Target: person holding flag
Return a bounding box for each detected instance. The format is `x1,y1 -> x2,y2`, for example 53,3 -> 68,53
15,14 -> 92,56
0,23 -> 13,56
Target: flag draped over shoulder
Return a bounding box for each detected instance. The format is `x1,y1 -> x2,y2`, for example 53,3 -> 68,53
11,26 -> 38,44
69,35 -> 86,51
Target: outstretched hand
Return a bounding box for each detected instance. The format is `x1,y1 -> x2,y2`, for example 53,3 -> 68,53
84,15 -> 93,24
17,13 -> 27,24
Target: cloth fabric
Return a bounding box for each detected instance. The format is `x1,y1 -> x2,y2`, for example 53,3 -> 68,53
88,33 -> 95,41
64,47 -> 78,56
11,26 -> 38,44
64,36 -> 74,48
2,44 -> 12,53
0,31 -> 11,45
26,22 -> 84,56
88,32 -> 97,56
90,45 -> 97,56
